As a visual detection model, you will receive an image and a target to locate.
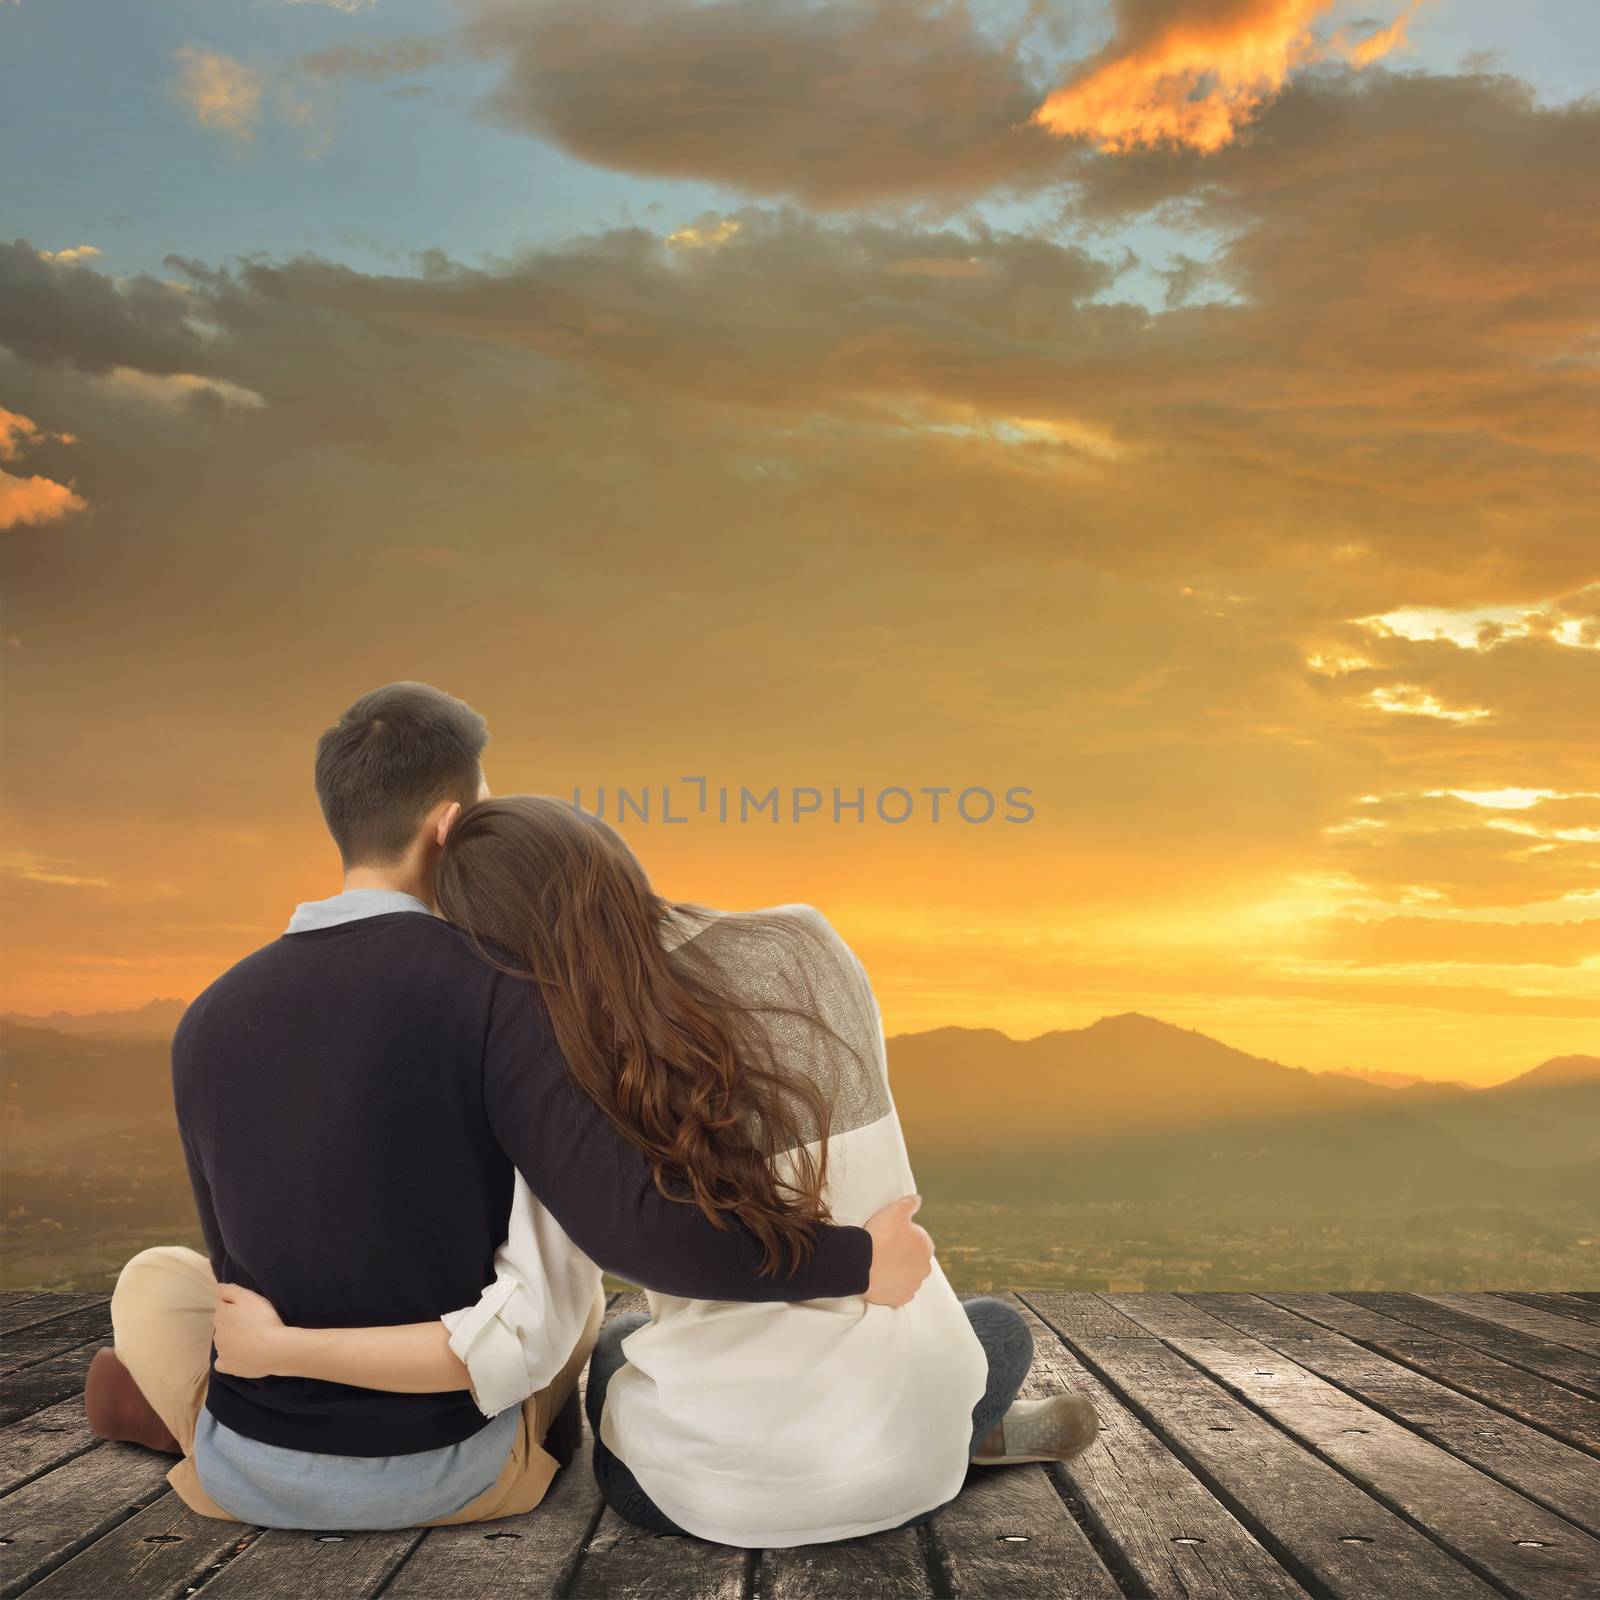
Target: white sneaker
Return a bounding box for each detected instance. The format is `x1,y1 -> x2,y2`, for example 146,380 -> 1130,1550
972,1395 -> 1099,1465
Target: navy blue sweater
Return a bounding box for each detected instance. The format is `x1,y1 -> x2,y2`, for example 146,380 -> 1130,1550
173,911 -> 873,1455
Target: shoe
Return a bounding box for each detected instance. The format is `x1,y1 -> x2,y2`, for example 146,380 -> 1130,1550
972,1395 -> 1099,1465
84,1347 -> 182,1455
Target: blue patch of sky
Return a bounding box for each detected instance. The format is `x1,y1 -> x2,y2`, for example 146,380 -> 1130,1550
1,0 -> 734,281
1,0 -> 1592,301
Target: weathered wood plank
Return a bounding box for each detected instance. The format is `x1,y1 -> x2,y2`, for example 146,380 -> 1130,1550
1495,1293 -> 1600,1331
1122,1292 -> 1600,1593
0,1310 -> 110,1381
5,1290 -> 1595,1599
383,1432 -> 601,1596
0,1299 -> 109,1341
0,1345 -> 102,1430
195,1529 -> 421,1599
0,1302 -> 60,1340
759,1527 -> 930,1599
0,1444 -> 172,1599
1342,1293 -> 1600,1398
382,1476 -> 599,1599
1031,1291 -> 1501,1600
388,1291 -> 642,1599
1015,1297 -> 1307,1600
1198,1294 -> 1600,1534
23,1490 -> 255,1600
568,1511 -> 746,1599
932,1462 -> 1125,1600
1424,1292 -> 1600,1360
0,1397 -> 101,1498
1263,1292 -> 1600,1455
919,1294 -> 1150,1600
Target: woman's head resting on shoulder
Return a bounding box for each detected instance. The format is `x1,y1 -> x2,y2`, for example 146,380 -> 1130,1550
435,795 -> 836,1276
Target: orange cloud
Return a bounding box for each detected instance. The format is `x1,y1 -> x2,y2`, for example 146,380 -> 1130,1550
1034,0 -> 1423,153
0,407 -> 86,530
1331,1 -> 1426,69
0,850 -> 115,890
0,469 -> 87,531
0,407 -> 59,460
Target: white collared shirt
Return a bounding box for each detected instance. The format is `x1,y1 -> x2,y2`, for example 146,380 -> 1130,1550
284,886 -> 436,933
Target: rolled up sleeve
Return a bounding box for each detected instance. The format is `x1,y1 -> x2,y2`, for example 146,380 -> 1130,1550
441,1171 -> 607,1419
442,1275 -> 545,1418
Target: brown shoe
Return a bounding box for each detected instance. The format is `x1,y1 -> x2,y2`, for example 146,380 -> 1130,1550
84,1347 -> 181,1455
972,1395 -> 1100,1466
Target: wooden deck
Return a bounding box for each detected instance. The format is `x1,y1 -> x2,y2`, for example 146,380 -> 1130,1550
3,1289 -> 1599,1598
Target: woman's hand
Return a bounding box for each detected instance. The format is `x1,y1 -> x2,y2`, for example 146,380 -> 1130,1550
213,1282 -> 299,1379
863,1195 -> 935,1307
211,1288 -> 472,1394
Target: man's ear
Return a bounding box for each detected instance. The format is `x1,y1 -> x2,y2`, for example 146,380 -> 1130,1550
436,799 -> 463,848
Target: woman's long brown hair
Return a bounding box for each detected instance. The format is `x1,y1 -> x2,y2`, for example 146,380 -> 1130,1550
435,795 -> 837,1275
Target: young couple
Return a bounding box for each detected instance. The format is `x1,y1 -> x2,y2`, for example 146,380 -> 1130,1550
87,683 -> 1097,1546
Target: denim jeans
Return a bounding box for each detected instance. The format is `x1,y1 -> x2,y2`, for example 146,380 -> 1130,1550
585,1296 -> 1035,1538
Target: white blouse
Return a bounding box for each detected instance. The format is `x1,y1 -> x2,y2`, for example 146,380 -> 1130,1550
441,903 -> 987,1547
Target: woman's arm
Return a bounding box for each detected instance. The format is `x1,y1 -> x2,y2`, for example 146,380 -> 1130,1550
213,1176 -> 608,1416
213,1283 -> 471,1395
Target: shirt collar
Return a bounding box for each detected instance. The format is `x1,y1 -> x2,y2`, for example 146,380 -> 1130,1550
284,887 -> 436,934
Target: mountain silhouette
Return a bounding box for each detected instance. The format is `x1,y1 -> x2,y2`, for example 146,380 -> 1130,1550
1,998 -> 188,1040
886,1015 -> 1600,1205
1490,1054 -> 1600,1092
5,1011 -> 1595,1217
1324,1065 -> 1470,1090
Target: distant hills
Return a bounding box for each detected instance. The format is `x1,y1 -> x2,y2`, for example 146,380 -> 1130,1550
1496,1054 -> 1600,1090
4,1008 -> 1595,1219
888,1014 -> 1600,1208
1323,1065 -> 1469,1090
1,998 -> 188,1040
1,1020 -> 175,1134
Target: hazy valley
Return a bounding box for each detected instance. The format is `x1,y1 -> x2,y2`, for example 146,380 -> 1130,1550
3,1007 -> 1596,1293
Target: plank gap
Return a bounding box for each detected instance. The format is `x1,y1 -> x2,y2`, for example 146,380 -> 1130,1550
552,1495 -> 612,1599
1040,1461 -> 1156,1600
1333,1295 -> 1600,1403
352,1529 -> 428,1599
914,1519 -> 954,1600
0,1437 -> 105,1505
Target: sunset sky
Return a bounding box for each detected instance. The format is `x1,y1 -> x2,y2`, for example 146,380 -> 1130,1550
2,1 -> 1597,1085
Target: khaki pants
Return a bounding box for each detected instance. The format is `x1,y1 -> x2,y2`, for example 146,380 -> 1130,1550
109,1245 -> 603,1525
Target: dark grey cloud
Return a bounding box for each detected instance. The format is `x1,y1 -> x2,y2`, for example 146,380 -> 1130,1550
0,241 -> 213,378
3,64 -> 1595,598
463,0 -> 1068,209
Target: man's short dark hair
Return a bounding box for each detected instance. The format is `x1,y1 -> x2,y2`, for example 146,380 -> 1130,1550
314,683 -> 489,867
